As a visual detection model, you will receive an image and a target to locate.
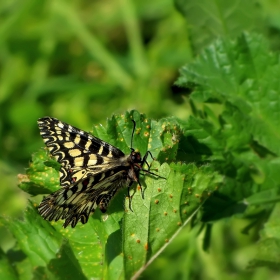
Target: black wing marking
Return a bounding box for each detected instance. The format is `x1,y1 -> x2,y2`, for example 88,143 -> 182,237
37,117 -> 125,187
38,169 -> 128,228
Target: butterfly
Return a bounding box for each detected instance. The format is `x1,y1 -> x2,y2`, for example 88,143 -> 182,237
37,117 -> 159,228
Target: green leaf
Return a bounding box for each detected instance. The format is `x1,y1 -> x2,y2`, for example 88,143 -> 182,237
175,32 -> 280,271
50,207 -> 124,279
178,33 -> 280,155
0,247 -> 18,280
122,162 -> 221,279
248,203 -> 280,269
176,33 -> 280,221
13,256 -> 33,280
1,202 -> 62,268
92,111 -> 181,163
175,0 -> 265,52
48,240 -> 87,280
18,149 -> 60,195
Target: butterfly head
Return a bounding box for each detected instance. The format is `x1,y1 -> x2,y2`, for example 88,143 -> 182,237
130,148 -> 142,164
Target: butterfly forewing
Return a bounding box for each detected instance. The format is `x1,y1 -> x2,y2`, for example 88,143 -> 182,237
38,117 -> 125,187
37,117 -> 145,228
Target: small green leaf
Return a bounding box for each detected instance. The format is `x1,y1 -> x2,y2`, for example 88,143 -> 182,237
248,203 -> 280,269
0,248 -> 18,280
18,149 -> 60,195
1,202 -> 62,267
48,240 -> 87,280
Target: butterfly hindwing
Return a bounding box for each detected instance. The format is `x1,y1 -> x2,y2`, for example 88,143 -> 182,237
38,169 -> 128,228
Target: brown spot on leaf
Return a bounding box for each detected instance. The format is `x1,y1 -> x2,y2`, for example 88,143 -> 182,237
144,243 -> 148,251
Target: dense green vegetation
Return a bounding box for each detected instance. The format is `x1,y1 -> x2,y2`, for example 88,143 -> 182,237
1,0 -> 280,279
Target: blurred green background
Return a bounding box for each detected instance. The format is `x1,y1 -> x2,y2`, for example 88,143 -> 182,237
2,0 -> 280,279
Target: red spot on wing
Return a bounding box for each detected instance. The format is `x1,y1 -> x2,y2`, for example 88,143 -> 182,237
83,178 -> 89,186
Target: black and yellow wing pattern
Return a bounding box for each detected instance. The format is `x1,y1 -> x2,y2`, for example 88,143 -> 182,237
37,117 -> 146,228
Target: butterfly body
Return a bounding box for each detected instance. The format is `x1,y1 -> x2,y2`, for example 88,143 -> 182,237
37,117 -> 146,228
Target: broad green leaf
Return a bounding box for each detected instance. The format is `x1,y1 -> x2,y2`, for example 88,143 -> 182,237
178,33 -> 280,155
1,203 -> 62,268
50,203 -> 124,279
92,111 -> 181,163
122,162 -> 222,279
47,240 -> 87,280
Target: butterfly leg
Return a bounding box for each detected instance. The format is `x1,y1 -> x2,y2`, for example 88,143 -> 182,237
142,151 -> 154,171
127,181 -> 138,212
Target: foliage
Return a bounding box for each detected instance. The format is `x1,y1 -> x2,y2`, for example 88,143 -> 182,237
2,0 -> 280,279
176,31 -> 280,268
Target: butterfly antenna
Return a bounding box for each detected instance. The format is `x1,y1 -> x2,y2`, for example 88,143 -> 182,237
130,120 -> 136,151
